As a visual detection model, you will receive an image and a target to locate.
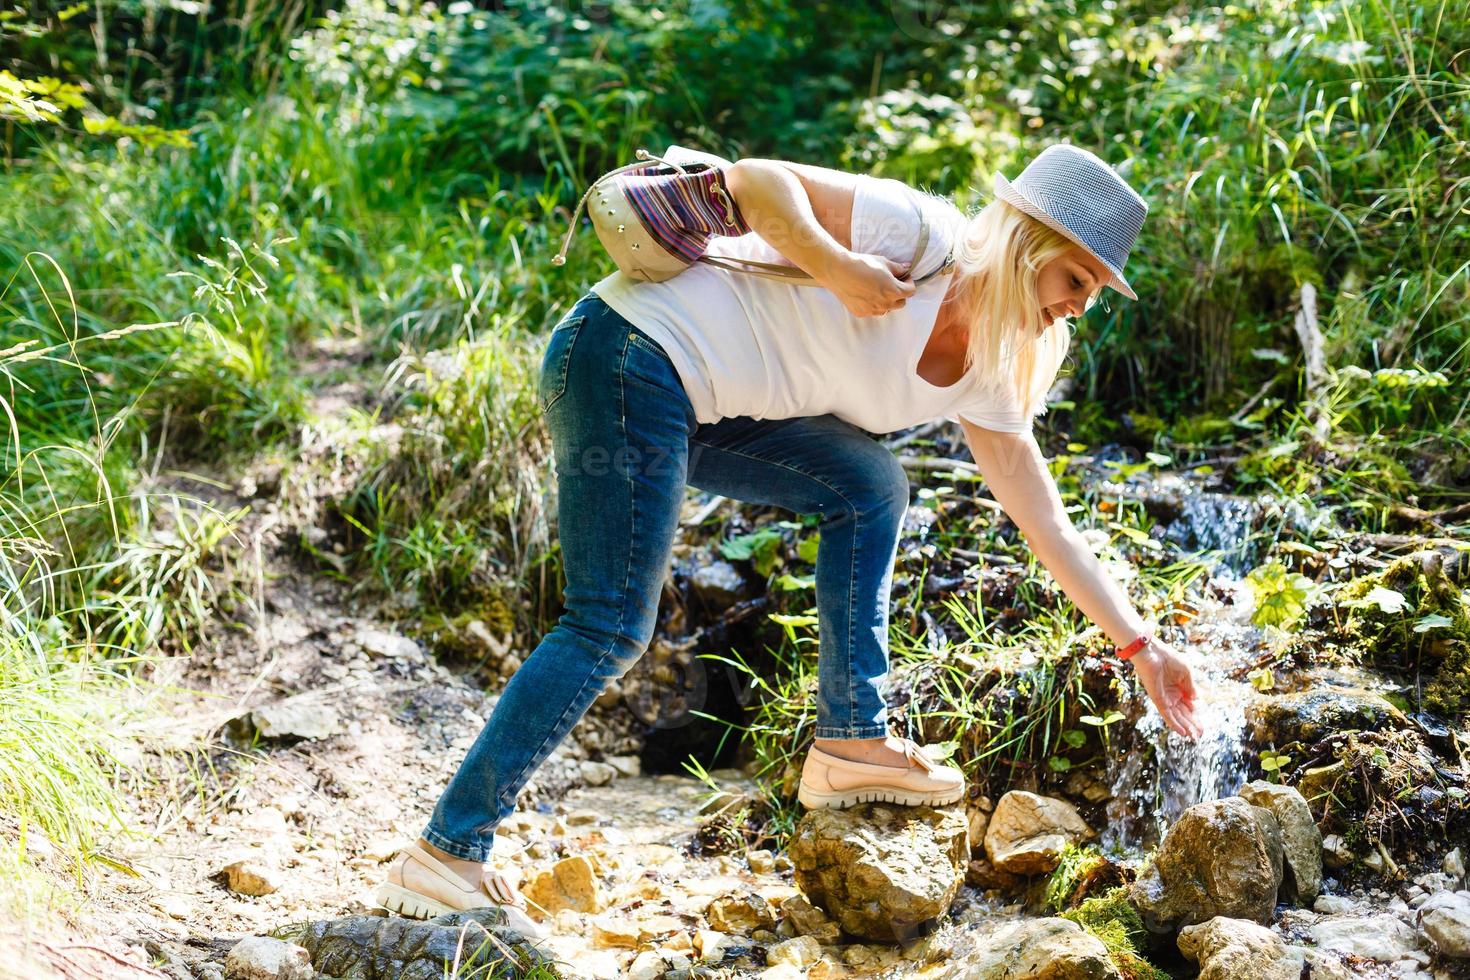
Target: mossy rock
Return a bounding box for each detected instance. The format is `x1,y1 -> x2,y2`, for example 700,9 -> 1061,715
1335,549 -> 1470,718
1246,688 -> 1407,750
277,908 -> 556,980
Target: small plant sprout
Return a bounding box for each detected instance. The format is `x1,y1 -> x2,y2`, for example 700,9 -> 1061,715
1260,750 -> 1293,784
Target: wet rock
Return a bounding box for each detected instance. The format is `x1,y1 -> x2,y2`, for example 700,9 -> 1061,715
1310,913 -> 1420,962
966,802 -> 991,853
1321,833 -> 1353,869
1063,771 -> 1112,804
948,917 -> 1120,979
767,935 -> 822,969
605,754 -> 641,778
965,858 -> 1024,894
1128,797 -> 1284,930
281,908 -> 553,979
1239,780 -> 1323,904
523,854 -> 605,917
223,937 -> 312,980
1447,848 -> 1466,880
789,802 -> 968,942
689,557 -> 750,610
779,894 -> 843,943
219,856 -> 283,897
243,695 -> 342,741
705,890 -> 778,935
1177,917 -> 1298,980
1419,892 -> 1470,958
983,791 -> 1092,875
1246,688 -> 1406,747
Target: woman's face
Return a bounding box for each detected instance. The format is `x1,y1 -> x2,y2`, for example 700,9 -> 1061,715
1035,246 -> 1112,332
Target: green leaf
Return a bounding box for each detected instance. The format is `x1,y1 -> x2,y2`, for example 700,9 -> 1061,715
796,534 -> 820,564
922,740 -> 960,762
1412,613 -> 1452,633
768,613 -> 818,628
1145,452 -> 1172,467
719,528 -> 784,576
1354,586 -> 1408,615
1062,729 -> 1087,748
774,573 -> 814,591
1247,560 -> 1315,629
1047,756 -> 1073,773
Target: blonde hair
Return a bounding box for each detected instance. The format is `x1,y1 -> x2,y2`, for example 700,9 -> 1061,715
947,199 -> 1080,421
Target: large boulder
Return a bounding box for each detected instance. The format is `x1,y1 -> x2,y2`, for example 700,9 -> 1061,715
983,791 -> 1093,875
948,917 -> 1121,980
1239,780 -> 1323,904
1129,797 -> 1284,931
1178,917 -> 1298,980
789,802 -> 968,942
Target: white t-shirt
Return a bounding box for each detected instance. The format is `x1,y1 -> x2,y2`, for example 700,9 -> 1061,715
589,173 -> 1032,435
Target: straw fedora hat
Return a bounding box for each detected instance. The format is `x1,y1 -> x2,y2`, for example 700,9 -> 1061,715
992,144 -> 1148,300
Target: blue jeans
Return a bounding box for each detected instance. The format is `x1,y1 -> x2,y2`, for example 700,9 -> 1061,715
423,292 -> 910,861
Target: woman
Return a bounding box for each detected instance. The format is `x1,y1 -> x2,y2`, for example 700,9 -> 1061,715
375,144 -> 1203,938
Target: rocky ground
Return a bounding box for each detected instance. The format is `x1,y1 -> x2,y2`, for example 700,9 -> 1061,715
3,357 -> 1468,979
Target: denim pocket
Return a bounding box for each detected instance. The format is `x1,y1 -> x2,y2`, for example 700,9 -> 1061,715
622,329 -> 679,394
538,314 -> 586,414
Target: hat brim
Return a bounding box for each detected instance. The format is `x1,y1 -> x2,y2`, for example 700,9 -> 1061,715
993,174 -> 1138,301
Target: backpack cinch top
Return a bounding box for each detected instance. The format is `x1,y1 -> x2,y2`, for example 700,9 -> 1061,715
552,145 -> 955,287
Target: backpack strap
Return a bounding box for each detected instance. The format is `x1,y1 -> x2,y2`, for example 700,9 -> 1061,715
696,199 -> 954,286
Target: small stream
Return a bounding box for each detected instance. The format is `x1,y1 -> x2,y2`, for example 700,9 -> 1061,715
1098,474 -> 1274,852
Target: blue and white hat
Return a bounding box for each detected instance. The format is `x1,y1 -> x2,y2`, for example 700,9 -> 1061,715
993,144 -> 1148,300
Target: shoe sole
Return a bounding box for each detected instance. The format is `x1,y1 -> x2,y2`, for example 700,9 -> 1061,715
375,881 -> 458,920
375,882 -> 551,943
797,784 -> 964,809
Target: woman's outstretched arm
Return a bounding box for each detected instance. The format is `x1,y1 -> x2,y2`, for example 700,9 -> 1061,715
960,419 -> 1203,738
723,158 -> 916,318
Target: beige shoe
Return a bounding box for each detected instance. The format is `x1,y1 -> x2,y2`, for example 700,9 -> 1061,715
798,737 -> 965,809
374,842 -> 549,941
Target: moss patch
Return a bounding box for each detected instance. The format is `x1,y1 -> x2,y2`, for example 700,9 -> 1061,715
1335,549 -> 1470,719
1061,887 -> 1169,980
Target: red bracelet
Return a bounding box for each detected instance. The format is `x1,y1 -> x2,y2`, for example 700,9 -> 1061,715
1116,633 -> 1152,661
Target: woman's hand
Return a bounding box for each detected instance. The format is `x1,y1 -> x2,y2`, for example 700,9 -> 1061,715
1131,638 -> 1203,739
818,251 -> 917,318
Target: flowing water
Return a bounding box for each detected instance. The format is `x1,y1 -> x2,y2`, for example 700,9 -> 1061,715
1099,478 -> 1271,852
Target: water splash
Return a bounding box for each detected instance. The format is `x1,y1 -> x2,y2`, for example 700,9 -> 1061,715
1101,575 -> 1264,852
